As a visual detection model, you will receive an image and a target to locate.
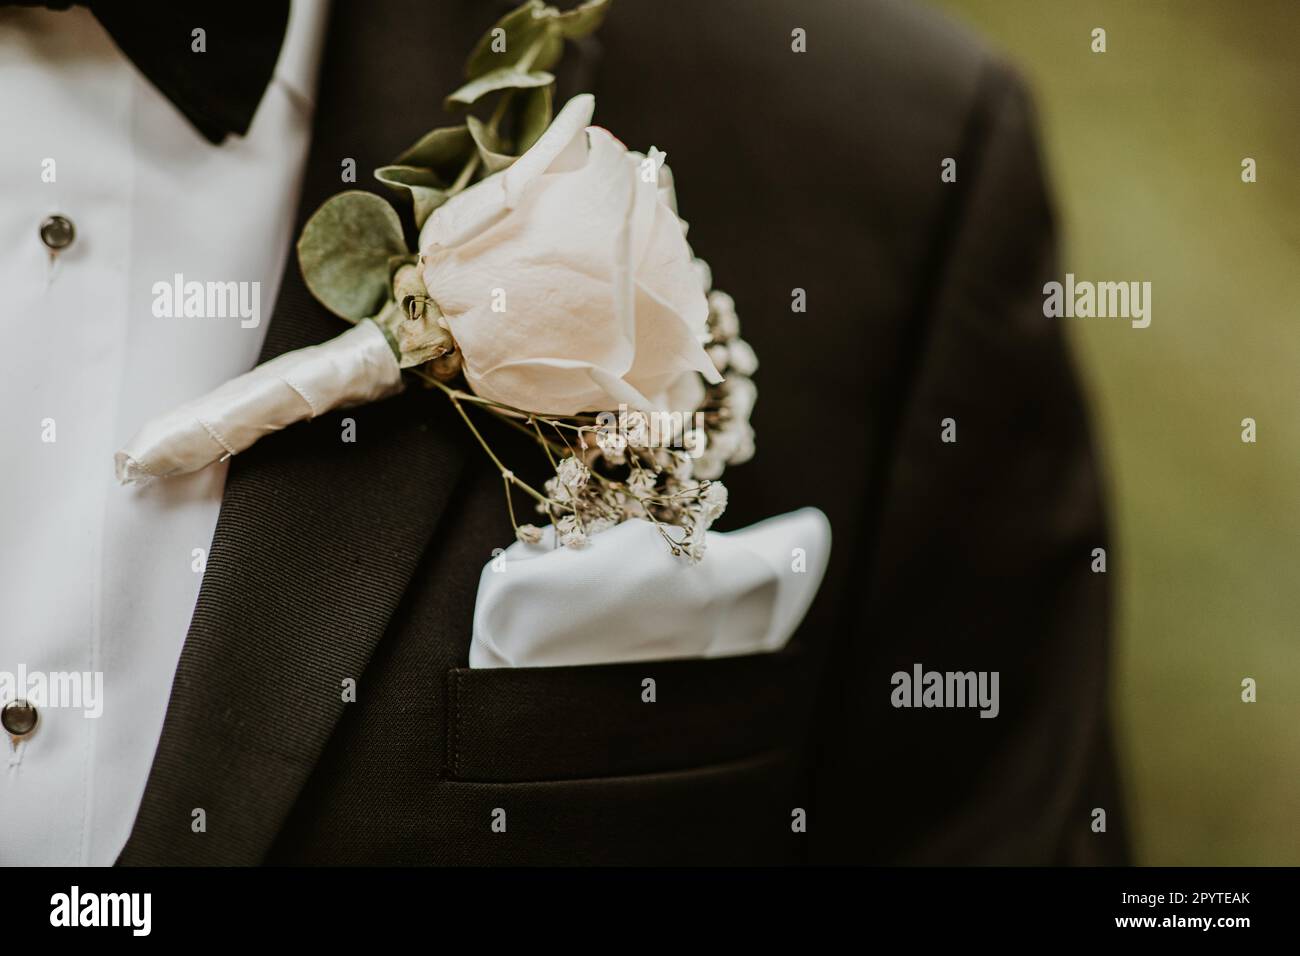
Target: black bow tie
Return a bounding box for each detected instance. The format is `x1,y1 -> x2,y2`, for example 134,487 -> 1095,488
6,0 -> 290,143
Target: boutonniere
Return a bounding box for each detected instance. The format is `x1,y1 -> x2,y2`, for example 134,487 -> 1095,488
116,0 -> 757,562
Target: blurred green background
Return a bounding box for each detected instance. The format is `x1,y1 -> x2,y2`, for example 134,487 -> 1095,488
933,0 -> 1300,865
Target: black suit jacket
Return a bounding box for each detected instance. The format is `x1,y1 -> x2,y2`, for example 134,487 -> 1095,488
118,0 -> 1126,865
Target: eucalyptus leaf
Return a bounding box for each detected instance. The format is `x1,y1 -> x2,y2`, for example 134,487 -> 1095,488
445,67 -> 554,110
392,125 -> 473,177
515,83 -> 553,153
464,0 -> 611,78
464,1 -> 562,78
466,117 -> 517,173
554,0 -> 611,39
524,32 -> 566,73
374,164 -> 442,190
296,192 -> 408,322
374,165 -> 451,229
465,0 -> 542,73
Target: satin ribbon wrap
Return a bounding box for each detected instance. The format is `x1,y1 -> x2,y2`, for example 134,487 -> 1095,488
114,319 -> 404,484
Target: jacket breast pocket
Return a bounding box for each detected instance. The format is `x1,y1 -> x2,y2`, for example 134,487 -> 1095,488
438,647 -> 809,864
445,646 -> 805,783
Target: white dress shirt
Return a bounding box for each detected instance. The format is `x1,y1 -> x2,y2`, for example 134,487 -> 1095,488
0,1 -> 326,865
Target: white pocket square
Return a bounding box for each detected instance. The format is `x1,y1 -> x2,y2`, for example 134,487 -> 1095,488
470,507 -> 831,668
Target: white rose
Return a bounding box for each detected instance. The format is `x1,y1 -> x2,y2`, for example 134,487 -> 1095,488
418,94 -> 722,416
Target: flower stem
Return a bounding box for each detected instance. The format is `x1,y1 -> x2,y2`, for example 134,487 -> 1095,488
502,473 -> 519,532
447,393 -> 562,511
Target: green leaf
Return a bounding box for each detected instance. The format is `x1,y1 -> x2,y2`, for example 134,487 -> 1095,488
465,0 -> 543,76
374,165 -> 443,190
392,125 -> 473,178
466,117 -> 517,173
464,0 -> 611,79
554,0 -> 612,39
465,1 -> 560,77
296,192 -> 408,322
374,165 -> 450,229
515,83 -> 553,153
445,67 -> 554,110
526,32 -> 566,73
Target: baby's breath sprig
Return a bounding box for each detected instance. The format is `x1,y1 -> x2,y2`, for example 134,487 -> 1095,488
406,277 -> 757,561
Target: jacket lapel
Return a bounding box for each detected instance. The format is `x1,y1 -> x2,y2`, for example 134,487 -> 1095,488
118,0 -> 483,865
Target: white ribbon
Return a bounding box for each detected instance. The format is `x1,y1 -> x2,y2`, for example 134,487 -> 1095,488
114,319 -> 404,484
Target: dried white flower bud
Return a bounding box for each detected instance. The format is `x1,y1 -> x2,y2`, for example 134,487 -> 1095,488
556,456 -> 590,490
672,451 -> 694,481
693,257 -> 713,294
707,289 -> 740,341
701,481 -> 729,525
683,520 -> 709,564
623,410 -> 650,448
727,374 -> 758,422
727,338 -> 759,376
544,475 -> 573,504
627,469 -> 658,498
707,343 -> 730,373
595,425 -> 627,464
557,515 -> 590,550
